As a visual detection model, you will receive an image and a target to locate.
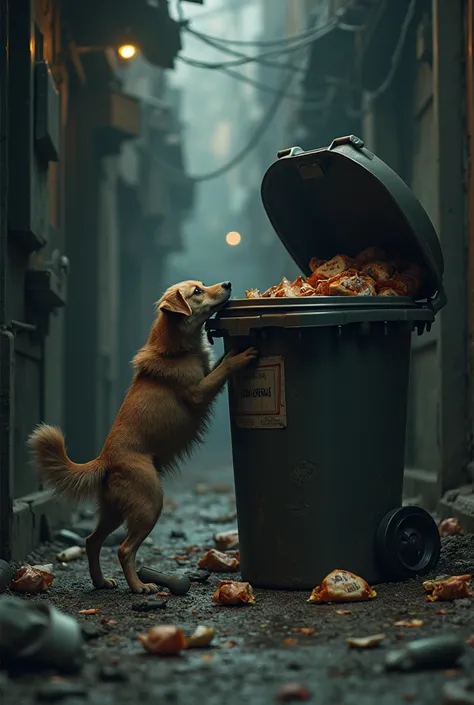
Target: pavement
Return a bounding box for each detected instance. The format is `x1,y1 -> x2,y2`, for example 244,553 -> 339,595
2,464 -> 474,705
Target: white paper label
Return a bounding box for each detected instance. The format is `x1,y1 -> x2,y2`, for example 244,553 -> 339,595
232,355 -> 286,429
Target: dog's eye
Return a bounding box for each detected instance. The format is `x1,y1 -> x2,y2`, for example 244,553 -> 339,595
193,287 -> 202,296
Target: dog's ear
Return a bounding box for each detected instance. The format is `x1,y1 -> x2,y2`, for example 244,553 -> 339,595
159,289 -> 192,316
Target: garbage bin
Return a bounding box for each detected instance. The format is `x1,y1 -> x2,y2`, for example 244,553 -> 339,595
207,135 -> 446,590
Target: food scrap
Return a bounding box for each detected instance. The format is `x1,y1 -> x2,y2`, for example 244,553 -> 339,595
79,608 -> 100,615
275,683 -> 311,702
214,530 -> 239,551
346,634 -> 386,649
335,609 -> 351,615
185,625 -> 215,649
393,619 -> 424,628
246,249 -> 425,299
56,546 -> 85,563
198,549 -> 239,572
308,569 -> 376,604
439,518 -> 464,537
10,564 -> 54,593
212,580 -> 255,606
138,625 -> 186,655
423,575 -> 473,602
283,638 -> 297,647
291,627 -> 316,636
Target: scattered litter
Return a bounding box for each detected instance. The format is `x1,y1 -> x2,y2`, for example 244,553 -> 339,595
0,560 -> 12,593
385,635 -> 465,672
439,518 -> 464,537
132,599 -> 167,612
99,664 -> 129,683
170,529 -> 188,540
79,609 -> 100,616
138,625 -> 186,655
308,569 -> 376,603
436,609 -> 448,615
222,640 -> 238,648
56,546 -> 85,563
54,529 -> 85,547
186,570 -> 210,584
137,567 -> 191,596
11,564 -> 53,593
99,618 -> 117,626
0,597 -> 84,672
185,625 -> 215,648
346,634 -> 386,649
199,510 -> 237,524
291,627 -> 316,636
442,678 -> 474,704
198,548 -> 239,572
283,638 -> 297,647
275,683 -> 311,701
212,579 -> 255,606
335,609 -> 351,615
36,680 -> 87,702
423,575 -> 473,602
214,530 -> 239,551
393,619 -> 424,628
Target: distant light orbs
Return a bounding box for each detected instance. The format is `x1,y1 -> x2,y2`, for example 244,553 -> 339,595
118,44 -> 137,60
226,231 -> 241,247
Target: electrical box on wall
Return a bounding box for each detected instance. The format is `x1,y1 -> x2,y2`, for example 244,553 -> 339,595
8,4 -> 59,252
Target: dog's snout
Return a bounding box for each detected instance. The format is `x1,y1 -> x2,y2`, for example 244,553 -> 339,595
221,281 -> 232,291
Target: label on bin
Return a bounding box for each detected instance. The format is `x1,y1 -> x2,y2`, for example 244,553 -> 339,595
232,355 -> 286,429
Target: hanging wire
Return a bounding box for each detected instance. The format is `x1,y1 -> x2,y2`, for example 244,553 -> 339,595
346,0 -> 417,118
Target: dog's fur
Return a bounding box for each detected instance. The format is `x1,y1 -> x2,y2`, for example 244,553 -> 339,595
28,280 -> 257,594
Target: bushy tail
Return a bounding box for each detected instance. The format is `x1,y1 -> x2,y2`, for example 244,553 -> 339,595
27,423 -> 105,500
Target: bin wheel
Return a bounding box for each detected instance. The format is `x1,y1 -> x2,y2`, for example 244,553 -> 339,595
376,506 -> 440,580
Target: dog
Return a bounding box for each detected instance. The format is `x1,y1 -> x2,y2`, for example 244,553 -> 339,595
28,280 -> 257,594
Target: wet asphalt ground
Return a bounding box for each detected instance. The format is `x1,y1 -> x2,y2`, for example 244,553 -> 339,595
2,466 -> 474,705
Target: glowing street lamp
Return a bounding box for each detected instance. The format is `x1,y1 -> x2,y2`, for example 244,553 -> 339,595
226,231 -> 241,246
118,44 -> 137,60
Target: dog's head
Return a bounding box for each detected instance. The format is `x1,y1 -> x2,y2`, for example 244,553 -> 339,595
158,280 -> 232,329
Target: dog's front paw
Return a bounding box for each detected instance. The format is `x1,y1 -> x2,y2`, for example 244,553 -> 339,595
94,577 -> 118,590
225,347 -> 259,372
130,581 -> 160,595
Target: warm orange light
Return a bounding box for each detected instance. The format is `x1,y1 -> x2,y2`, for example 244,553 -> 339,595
118,44 -> 137,60
226,231 -> 241,246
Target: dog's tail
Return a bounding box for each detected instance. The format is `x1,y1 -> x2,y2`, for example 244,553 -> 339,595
28,423 -> 105,500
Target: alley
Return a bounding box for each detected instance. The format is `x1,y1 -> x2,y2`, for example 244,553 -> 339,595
2,465 -> 474,705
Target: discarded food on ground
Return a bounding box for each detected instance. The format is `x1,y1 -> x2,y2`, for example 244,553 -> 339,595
291,627 -> 316,636
385,635 -> 465,672
212,579 -> 255,606
308,569 -> 376,604
423,575 -> 473,602
346,634 -> 386,649
213,529 -> 239,551
185,625 -> 215,649
246,249 -> 425,299
393,619 -> 424,628
274,683 -> 311,702
10,564 -> 54,593
198,548 -> 239,572
438,517 -> 464,537
335,609 -> 351,615
57,546 -> 85,563
79,608 -> 100,616
137,625 -> 186,655
283,638 -> 297,647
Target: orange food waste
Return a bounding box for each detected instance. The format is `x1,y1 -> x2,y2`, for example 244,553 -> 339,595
198,548 -> 239,572
245,249 -> 425,300
212,579 -> 255,606
423,574 -> 473,602
439,517 -> 464,537
138,625 -> 186,655
308,569 -> 376,604
10,564 -> 53,593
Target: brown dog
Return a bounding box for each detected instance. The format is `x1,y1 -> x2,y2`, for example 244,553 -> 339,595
28,280 -> 257,594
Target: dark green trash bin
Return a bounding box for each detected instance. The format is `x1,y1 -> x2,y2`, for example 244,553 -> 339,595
207,136 -> 447,590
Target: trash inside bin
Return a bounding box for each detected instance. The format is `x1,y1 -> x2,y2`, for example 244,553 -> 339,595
207,135 -> 445,590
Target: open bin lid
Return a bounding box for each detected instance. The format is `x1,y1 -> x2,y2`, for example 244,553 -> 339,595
260,135 -> 446,314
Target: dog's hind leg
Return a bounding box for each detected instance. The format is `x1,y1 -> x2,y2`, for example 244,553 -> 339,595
86,505 -> 123,589
115,459 -> 164,594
